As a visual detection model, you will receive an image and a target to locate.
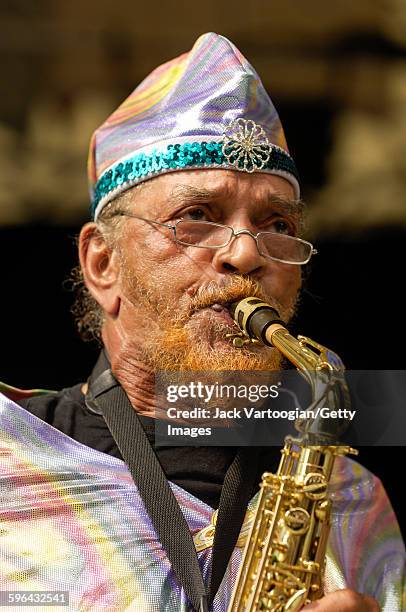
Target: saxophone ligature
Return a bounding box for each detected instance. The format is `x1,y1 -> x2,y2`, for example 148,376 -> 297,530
227,297 -> 358,612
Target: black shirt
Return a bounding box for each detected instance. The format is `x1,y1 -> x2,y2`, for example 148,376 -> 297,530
18,383 -> 280,509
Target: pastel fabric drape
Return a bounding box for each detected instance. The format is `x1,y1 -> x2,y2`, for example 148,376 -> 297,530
0,393 -> 404,611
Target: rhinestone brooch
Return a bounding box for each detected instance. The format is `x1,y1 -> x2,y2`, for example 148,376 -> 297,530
222,118 -> 271,173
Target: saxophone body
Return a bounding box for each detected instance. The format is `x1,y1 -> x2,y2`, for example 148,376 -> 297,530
227,298 -> 358,611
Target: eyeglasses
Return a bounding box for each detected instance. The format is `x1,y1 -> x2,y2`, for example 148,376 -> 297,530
111,211 -> 317,265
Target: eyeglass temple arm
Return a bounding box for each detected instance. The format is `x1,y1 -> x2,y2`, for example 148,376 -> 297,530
116,211 -> 176,230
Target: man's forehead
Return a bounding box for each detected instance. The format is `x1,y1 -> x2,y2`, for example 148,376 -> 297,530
128,170 -> 301,216
169,184 -> 302,216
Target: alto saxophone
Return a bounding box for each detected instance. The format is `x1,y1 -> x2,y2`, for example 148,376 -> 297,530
227,297 -> 358,612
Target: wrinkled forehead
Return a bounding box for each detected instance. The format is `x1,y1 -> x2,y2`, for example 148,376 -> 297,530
114,169 -> 302,220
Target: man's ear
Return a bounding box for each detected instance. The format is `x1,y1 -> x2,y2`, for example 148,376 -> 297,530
79,223 -> 121,316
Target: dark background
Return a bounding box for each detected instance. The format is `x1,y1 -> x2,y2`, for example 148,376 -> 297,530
1,1 -> 405,536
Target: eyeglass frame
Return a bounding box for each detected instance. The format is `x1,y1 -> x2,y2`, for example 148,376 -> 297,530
109,211 -> 318,265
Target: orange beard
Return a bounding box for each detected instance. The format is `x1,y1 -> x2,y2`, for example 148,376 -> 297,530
119,267 -> 299,372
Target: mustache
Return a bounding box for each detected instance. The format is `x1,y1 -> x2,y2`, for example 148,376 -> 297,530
185,276 -> 283,319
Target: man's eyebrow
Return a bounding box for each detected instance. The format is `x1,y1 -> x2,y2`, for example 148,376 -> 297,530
169,184 -> 305,216
264,194 -> 305,217
169,185 -> 219,204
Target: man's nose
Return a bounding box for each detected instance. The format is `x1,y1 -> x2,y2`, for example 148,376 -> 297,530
211,230 -> 265,275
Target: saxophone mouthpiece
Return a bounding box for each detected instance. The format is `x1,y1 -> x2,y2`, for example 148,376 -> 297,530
229,297 -> 286,346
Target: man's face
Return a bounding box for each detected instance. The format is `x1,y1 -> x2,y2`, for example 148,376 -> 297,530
110,169 -> 302,371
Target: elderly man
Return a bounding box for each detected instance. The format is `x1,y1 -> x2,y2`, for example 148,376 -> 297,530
0,33 -> 404,611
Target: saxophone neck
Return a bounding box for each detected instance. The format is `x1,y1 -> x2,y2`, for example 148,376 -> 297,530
266,326 -> 324,377
229,297 -> 352,444
230,297 -> 343,367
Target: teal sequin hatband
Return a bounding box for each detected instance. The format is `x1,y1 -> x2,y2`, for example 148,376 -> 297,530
91,140 -> 299,219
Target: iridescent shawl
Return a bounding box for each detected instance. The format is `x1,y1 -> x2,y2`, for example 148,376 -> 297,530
0,393 -> 404,611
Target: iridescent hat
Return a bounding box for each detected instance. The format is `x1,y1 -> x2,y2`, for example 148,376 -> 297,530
88,32 -> 300,220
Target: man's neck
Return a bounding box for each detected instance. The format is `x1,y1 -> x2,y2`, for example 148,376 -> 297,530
99,320 -> 160,417
111,352 -> 157,417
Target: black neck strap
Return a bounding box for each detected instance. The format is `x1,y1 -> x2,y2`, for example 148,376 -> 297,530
86,352 -> 260,611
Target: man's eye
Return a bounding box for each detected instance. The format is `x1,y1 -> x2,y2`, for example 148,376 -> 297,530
182,208 -> 209,221
266,219 -> 295,235
273,220 -> 290,233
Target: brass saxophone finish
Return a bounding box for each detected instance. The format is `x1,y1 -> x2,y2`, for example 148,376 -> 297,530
227,297 -> 358,611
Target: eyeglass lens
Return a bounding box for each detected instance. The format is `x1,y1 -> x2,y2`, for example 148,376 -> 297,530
175,220 -> 311,263
175,220 -> 231,247
257,233 -> 310,262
